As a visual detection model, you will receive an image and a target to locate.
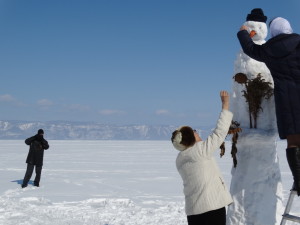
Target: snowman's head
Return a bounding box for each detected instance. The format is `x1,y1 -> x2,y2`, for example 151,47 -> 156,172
244,8 -> 268,42
243,20 -> 268,41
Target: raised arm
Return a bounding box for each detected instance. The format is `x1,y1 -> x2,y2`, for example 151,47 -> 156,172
41,139 -> 50,150
198,91 -> 233,157
221,90 -> 229,111
25,136 -> 36,145
237,26 -> 266,62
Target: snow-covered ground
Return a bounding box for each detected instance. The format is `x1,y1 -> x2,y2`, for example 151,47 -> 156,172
0,140 -> 299,224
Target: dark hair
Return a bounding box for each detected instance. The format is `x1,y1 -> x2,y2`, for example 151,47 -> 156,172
171,126 -> 196,148
171,130 -> 178,142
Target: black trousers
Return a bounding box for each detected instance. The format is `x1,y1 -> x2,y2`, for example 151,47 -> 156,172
23,163 -> 43,185
187,207 -> 226,225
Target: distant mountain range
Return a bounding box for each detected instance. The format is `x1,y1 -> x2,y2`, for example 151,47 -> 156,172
0,121 -> 212,140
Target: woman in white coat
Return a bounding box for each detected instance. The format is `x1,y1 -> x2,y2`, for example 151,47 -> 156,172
171,91 -> 233,225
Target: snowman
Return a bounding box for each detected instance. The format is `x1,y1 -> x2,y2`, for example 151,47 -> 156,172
226,9 -> 283,225
231,8 -> 276,129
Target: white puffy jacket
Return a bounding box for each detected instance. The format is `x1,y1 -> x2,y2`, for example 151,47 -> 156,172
176,109 -> 233,216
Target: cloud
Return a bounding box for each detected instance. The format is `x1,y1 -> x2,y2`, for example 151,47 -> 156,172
99,109 -> 125,115
37,99 -> 54,106
0,94 -> 15,102
0,94 -> 26,106
36,100 -> 91,113
155,109 -> 170,115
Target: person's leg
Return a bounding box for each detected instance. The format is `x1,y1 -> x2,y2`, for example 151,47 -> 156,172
287,134 -> 300,148
187,214 -> 207,225
187,207 -> 226,225
22,164 -> 34,188
34,166 -> 42,187
286,134 -> 300,195
207,207 -> 226,225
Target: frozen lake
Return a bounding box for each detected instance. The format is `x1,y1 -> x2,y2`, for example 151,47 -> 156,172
0,140 -> 299,224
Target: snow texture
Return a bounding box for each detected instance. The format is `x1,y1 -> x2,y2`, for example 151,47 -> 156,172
0,140 -> 299,225
228,20 -> 285,225
226,131 -> 283,225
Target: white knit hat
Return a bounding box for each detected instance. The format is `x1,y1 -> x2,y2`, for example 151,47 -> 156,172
172,128 -> 188,151
270,17 -> 293,38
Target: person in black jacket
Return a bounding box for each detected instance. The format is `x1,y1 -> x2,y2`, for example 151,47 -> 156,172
237,13 -> 300,195
22,129 -> 49,188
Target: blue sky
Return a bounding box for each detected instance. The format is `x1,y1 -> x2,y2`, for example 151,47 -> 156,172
1,0 -> 300,126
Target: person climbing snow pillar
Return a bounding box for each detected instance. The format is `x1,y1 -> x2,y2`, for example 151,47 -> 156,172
237,13 -> 300,195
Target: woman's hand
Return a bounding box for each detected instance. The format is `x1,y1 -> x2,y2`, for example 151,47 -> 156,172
240,25 -> 248,31
220,90 -> 230,110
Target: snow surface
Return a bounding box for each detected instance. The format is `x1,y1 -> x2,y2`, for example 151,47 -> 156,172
227,131 -> 283,225
0,140 -> 299,225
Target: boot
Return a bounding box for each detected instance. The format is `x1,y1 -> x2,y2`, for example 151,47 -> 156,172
286,147 -> 300,196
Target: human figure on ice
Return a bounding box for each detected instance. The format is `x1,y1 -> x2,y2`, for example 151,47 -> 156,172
237,11 -> 300,196
171,91 -> 233,225
22,129 -> 49,188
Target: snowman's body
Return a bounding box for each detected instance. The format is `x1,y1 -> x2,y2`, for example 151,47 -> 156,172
227,20 -> 283,225
231,21 -> 276,130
